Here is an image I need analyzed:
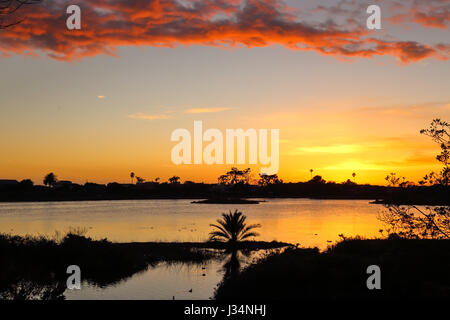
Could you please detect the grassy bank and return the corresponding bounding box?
[214,237,450,300]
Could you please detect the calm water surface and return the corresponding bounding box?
[0,199,385,246]
[0,199,386,299]
[65,252,261,300]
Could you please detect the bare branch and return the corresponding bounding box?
[0,0,41,29]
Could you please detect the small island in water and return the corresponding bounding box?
[192,198,262,204]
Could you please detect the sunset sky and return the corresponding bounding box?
[0,0,449,185]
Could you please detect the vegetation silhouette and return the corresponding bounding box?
[209,210,261,245]
[420,119,449,186]
[215,119,450,300]
[0,0,41,29]
[379,119,450,239]
[218,167,251,185]
[214,237,450,300]
[208,211,264,283]
[136,176,145,184]
[1,159,448,204]
[0,226,289,300]
[168,176,181,184]
[43,172,57,188]
[258,173,282,187]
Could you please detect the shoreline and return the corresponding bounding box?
[0,197,446,206]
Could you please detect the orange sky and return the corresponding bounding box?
[1,98,448,185]
[0,0,449,185]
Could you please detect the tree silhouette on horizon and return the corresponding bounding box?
[135,176,145,184]
[218,167,251,185]
[258,173,282,187]
[43,173,57,188]
[309,175,325,184]
[168,176,180,184]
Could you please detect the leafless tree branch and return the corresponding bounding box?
[0,0,41,29]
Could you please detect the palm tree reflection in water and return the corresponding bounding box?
[208,210,262,280]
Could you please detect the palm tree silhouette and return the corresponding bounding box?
[310,169,313,179]
[130,172,135,184]
[352,172,356,183]
[43,173,57,188]
[209,210,261,244]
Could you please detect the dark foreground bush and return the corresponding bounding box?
[214,237,450,300]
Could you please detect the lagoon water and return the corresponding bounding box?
[64,253,257,300]
[0,199,386,299]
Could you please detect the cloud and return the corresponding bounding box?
[321,155,437,172]
[323,160,386,171]
[186,107,231,114]
[373,154,438,168]
[293,144,362,154]
[355,101,450,119]
[127,113,172,120]
[387,0,450,29]
[97,95,105,99]
[0,0,447,63]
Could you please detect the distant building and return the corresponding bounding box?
[83,183,106,192]
[121,183,134,187]
[138,182,159,190]
[54,180,75,188]
[0,179,19,186]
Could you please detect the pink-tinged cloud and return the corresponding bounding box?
[0,0,448,63]
[388,0,450,29]
[128,113,172,120]
[186,107,231,113]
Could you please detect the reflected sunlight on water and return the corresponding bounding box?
[0,199,385,248]
[0,199,386,300]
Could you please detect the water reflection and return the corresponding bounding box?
[222,250,241,280]
[0,199,385,300]
[0,199,384,249]
[0,245,284,300]
[64,249,270,300]
[220,249,255,280]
